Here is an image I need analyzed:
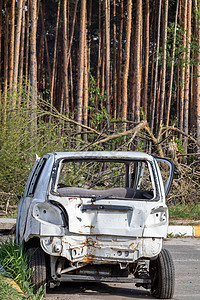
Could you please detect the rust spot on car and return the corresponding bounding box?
[81,253,95,263]
[84,225,95,229]
[128,242,139,250]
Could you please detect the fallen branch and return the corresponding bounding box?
[92,121,147,146]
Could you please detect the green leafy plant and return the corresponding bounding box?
[0,239,44,299]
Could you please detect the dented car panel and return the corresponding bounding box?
[16,151,175,298]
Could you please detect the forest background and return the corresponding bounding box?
[0,0,200,219]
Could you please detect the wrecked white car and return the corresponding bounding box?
[16,151,175,298]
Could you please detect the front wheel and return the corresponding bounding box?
[150,248,175,299]
[28,247,46,295]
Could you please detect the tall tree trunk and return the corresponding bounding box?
[150,0,162,131]
[166,0,179,127]
[77,0,86,131]
[195,0,200,149]
[0,0,3,97]
[113,0,117,123]
[88,0,92,72]
[19,0,26,100]
[134,0,142,123]
[13,0,23,106]
[105,0,110,127]
[30,0,38,115]
[9,0,15,89]
[25,0,30,90]
[37,0,45,94]
[117,0,123,117]
[122,0,132,129]
[3,3,9,126]
[96,0,102,112]
[178,0,187,134]
[158,0,169,129]
[143,0,149,118]
[183,0,192,154]
[50,0,61,109]
[83,10,89,141]
[63,0,69,114]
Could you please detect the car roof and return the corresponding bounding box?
[49,151,154,161]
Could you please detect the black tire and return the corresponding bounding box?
[150,248,175,299]
[28,247,46,295]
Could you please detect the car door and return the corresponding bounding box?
[155,157,174,197]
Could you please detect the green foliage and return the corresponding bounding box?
[0,87,68,205]
[0,239,45,299]
[169,203,200,220]
[88,74,109,128]
[0,239,33,293]
[174,137,185,155]
[0,274,24,300]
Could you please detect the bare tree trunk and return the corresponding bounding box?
[19,0,26,98]
[113,0,117,123]
[96,0,102,112]
[25,0,30,89]
[3,3,9,126]
[0,0,3,97]
[195,0,200,149]
[166,0,179,127]
[178,0,187,134]
[105,0,110,127]
[183,0,192,155]
[122,0,132,130]
[117,0,123,117]
[77,0,86,132]
[50,0,61,109]
[135,0,142,123]
[150,0,162,131]
[9,0,15,89]
[83,11,89,141]
[30,0,38,114]
[63,0,69,114]
[13,0,23,106]
[143,0,149,118]
[158,0,168,129]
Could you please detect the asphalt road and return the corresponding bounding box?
[46,238,200,300]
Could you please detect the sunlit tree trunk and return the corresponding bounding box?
[13,0,23,107]
[150,0,162,131]
[37,0,45,94]
[158,0,168,129]
[143,0,149,118]
[30,0,38,113]
[96,0,102,112]
[105,0,110,127]
[113,0,117,123]
[9,0,15,89]
[19,0,26,102]
[25,0,30,90]
[178,0,187,134]
[135,0,142,123]
[117,0,123,117]
[63,0,69,114]
[183,0,192,154]
[50,0,61,109]
[122,0,132,130]
[83,11,89,141]
[166,0,179,127]
[77,0,86,131]
[195,0,200,149]
[0,0,3,97]
[3,3,9,126]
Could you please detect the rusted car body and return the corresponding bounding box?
[16,151,175,298]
